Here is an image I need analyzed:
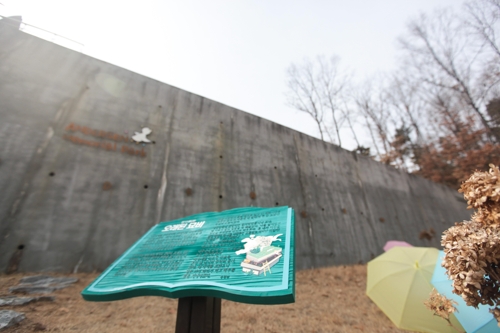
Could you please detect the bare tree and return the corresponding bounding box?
[286,58,326,141]
[339,99,361,148]
[399,10,496,139]
[429,90,465,137]
[386,74,425,145]
[317,56,351,146]
[465,0,500,60]
[285,55,350,146]
[283,1,500,177]
[354,79,391,157]
[464,0,500,138]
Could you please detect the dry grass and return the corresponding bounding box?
[0,265,407,333]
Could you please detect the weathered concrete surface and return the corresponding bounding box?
[0,27,471,273]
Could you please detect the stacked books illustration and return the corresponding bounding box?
[240,245,283,276]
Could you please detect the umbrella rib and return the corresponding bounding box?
[398,269,418,326]
[395,248,437,274]
[401,247,423,264]
[399,269,435,328]
[366,265,415,292]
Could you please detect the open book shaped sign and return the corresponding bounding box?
[82,206,295,304]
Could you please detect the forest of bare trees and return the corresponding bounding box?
[285,0,500,188]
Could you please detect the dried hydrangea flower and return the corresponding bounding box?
[442,221,500,307]
[458,164,500,211]
[425,289,458,319]
[424,289,463,332]
[442,165,500,325]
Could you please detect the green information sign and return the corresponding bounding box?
[82,206,295,304]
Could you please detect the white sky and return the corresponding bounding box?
[1,0,463,150]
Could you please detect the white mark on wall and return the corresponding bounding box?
[37,127,54,154]
[10,186,26,217]
[73,255,84,274]
[156,143,170,224]
[132,127,152,143]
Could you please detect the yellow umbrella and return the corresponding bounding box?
[366,246,464,333]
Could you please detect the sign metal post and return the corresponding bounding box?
[175,297,221,333]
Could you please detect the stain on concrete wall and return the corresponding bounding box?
[0,28,470,272]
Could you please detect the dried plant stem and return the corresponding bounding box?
[443,318,465,333]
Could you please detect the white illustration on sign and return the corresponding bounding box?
[132,127,152,143]
[236,234,283,276]
[235,234,282,255]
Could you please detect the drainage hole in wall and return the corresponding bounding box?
[49,172,55,177]
[275,202,279,206]
[321,207,325,211]
[219,195,223,199]
[18,244,25,250]
[219,155,223,159]
[152,141,156,144]
[274,166,277,169]
[144,185,148,189]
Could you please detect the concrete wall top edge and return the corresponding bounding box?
[0,28,333,149]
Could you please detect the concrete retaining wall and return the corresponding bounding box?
[0,27,470,272]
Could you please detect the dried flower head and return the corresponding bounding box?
[458,164,500,212]
[425,289,458,320]
[472,206,500,226]
[441,221,500,307]
[442,165,500,325]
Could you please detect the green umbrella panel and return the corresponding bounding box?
[366,246,464,333]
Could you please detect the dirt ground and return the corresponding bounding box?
[0,265,408,333]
